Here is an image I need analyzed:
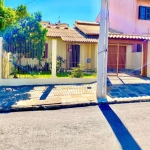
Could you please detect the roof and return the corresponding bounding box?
[74,20,122,35]
[74,20,99,35]
[47,28,98,43]
[46,20,150,43]
[108,33,150,40]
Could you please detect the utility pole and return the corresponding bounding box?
[96,0,109,98]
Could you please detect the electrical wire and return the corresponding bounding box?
[25,0,36,6]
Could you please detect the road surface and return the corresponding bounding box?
[0,102,150,150]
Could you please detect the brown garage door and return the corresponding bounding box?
[107,46,126,69]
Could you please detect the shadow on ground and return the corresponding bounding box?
[0,86,34,110]
[99,104,141,150]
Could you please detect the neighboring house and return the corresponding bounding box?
[95,0,150,77]
[96,0,150,35]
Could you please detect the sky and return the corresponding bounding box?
[5,0,100,27]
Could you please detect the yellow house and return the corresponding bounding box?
[45,21,99,71]
[2,20,150,79]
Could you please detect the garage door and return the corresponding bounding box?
[107,45,126,69]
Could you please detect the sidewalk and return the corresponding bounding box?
[1,75,150,112]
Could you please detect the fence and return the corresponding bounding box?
[0,39,96,86]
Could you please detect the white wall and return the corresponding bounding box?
[131,52,142,70]
[125,45,142,70]
[0,78,96,86]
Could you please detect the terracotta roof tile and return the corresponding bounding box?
[47,28,98,43]
[75,24,99,35]
[46,22,150,43]
[61,36,98,43]
[74,20,123,35]
[108,33,150,40]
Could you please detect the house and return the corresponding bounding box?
[2,20,150,80]
[95,0,150,77]
[44,20,150,77]
[96,0,150,35]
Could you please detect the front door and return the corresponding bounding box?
[69,45,80,68]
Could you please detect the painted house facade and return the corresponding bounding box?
[95,0,150,77]
[96,0,150,35]
[3,20,150,79]
[37,21,150,76]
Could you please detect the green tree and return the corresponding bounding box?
[0,0,29,30]
[3,12,47,78]
[3,12,47,61]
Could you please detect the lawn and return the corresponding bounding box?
[9,72,97,78]
[56,72,96,78]
[10,73,52,78]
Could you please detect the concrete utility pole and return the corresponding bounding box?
[96,0,109,98]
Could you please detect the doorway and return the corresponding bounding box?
[107,45,126,75]
[69,45,80,68]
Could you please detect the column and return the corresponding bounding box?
[97,0,109,98]
[142,42,148,76]
[0,37,2,79]
[95,44,98,69]
[52,39,57,78]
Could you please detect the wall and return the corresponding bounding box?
[107,0,150,34]
[0,78,96,86]
[79,43,96,70]
[147,41,150,77]
[125,45,142,70]
[109,0,137,34]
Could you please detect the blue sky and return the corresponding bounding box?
[5,0,100,27]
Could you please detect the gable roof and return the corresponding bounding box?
[74,20,123,35]
[46,20,150,43]
[47,27,98,43]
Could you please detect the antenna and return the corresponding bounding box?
[58,16,60,24]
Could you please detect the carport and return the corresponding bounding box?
[107,34,149,77]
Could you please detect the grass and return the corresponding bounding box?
[57,72,96,78]
[56,72,71,78]
[9,72,97,79]
[10,73,52,78]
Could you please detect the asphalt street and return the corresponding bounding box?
[0,102,150,150]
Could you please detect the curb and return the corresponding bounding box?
[1,99,150,113]
[0,102,98,113]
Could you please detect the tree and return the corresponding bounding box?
[0,0,29,30]
[3,12,47,61]
[2,12,47,78]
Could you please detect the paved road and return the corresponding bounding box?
[0,103,150,150]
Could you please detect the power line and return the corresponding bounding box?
[25,0,36,6]
[13,0,36,8]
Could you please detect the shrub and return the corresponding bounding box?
[71,64,84,78]
[43,62,50,72]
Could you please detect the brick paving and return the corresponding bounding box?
[1,75,150,111]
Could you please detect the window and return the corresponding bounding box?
[139,6,150,20]
[25,43,48,58]
[137,44,142,52]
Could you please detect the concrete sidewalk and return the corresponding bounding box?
[1,75,150,112]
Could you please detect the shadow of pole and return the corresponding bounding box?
[99,104,141,150]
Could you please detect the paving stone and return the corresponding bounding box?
[71,95,81,98]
